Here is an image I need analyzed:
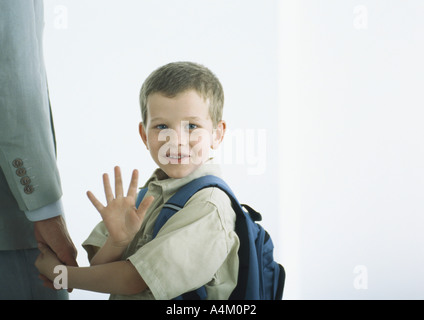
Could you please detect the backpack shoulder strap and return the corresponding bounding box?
[135,187,148,208]
[135,176,236,238]
[167,175,236,207]
[151,175,237,238]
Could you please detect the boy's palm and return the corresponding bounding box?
[87,167,154,247]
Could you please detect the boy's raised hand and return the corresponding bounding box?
[87,166,154,248]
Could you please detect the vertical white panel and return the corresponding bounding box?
[277,0,302,300]
[278,0,424,299]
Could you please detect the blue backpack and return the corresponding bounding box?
[136,175,285,300]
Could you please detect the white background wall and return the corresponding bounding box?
[42,0,424,299]
[279,1,424,299]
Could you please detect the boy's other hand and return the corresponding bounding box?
[87,166,154,247]
[35,243,63,285]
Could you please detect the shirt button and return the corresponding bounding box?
[16,168,27,177]
[12,158,24,168]
[20,176,31,185]
[24,185,34,194]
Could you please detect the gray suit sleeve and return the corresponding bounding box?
[0,0,63,213]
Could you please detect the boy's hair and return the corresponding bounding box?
[139,61,224,127]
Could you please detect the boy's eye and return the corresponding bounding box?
[187,123,198,130]
[154,123,198,130]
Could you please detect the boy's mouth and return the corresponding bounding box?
[165,152,190,164]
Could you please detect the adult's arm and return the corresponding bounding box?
[0,0,77,267]
[0,0,62,213]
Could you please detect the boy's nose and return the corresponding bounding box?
[176,122,191,145]
[159,126,190,147]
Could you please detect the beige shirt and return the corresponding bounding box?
[82,161,240,300]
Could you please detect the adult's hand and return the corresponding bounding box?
[34,215,78,271]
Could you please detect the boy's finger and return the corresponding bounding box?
[137,195,154,219]
[87,191,105,213]
[114,166,124,198]
[103,173,114,203]
[127,169,139,198]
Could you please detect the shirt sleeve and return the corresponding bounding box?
[82,221,109,262]
[24,198,64,222]
[127,197,233,300]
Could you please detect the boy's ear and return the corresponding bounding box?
[139,122,149,150]
[211,120,226,150]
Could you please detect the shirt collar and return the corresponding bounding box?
[142,159,222,202]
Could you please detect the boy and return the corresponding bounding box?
[35,62,240,300]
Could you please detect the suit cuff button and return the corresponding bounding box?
[16,167,27,177]
[24,185,34,194]
[20,176,32,185]
[12,158,24,168]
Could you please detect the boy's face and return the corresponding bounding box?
[140,90,225,179]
